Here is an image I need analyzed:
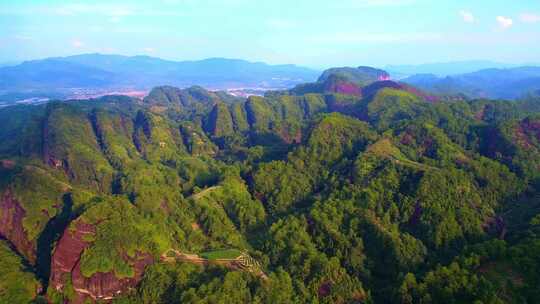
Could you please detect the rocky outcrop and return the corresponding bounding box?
[0,189,35,263]
[133,110,153,153]
[50,221,153,303]
[278,125,302,144]
[517,117,540,148]
[70,252,152,302]
[49,221,94,297]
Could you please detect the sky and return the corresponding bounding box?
[1,0,540,68]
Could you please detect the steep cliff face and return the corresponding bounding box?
[49,220,153,303]
[49,221,95,293]
[0,189,35,262]
[278,125,302,144]
[517,117,540,149]
[0,163,71,268]
[245,96,275,131]
[43,102,114,192]
[204,102,235,137]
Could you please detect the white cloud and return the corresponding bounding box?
[72,40,84,48]
[496,16,513,29]
[143,47,156,53]
[520,13,540,23]
[459,10,476,23]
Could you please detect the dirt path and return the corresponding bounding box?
[191,186,219,200]
[161,249,268,280]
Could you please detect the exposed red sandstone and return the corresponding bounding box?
[325,80,362,97]
[70,252,153,303]
[49,220,153,303]
[474,105,487,121]
[318,281,332,297]
[50,221,95,291]
[0,159,16,169]
[513,118,540,149]
[400,133,414,146]
[0,189,36,263]
[520,118,540,143]
[278,126,302,144]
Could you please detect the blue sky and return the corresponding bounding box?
[1,0,540,68]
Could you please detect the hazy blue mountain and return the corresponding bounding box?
[385,60,538,77]
[0,61,20,68]
[0,59,116,89]
[39,54,318,87]
[0,54,320,102]
[403,66,540,99]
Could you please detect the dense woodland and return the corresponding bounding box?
[0,67,540,303]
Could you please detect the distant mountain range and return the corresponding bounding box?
[2,55,540,103]
[0,54,319,102]
[402,66,540,99]
[386,60,540,77]
[0,61,20,68]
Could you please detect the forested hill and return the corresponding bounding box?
[1,71,540,303]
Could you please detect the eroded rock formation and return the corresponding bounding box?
[49,220,153,303]
[0,189,36,263]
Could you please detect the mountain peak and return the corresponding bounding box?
[318,66,390,85]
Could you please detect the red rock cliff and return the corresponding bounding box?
[49,220,153,303]
[325,80,362,97]
[0,189,36,263]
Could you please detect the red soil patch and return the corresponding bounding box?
[191,222,201,230]
[318,281,332,297]
[0,189,36,263]
[0,159,15,169]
